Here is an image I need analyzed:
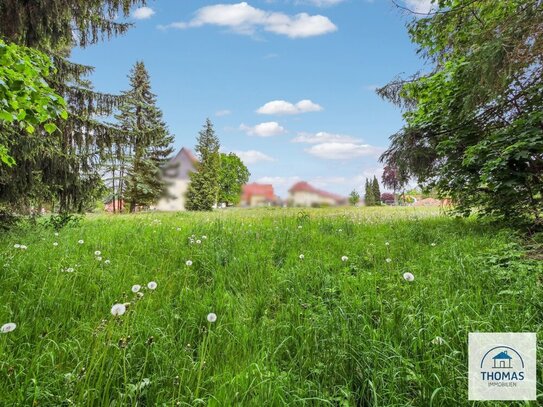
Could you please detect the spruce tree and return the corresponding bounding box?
[186,119,221,211]
[372,176,381,205]
[364,178,374,206]
[0,0,145,214]
[115,62,174,212]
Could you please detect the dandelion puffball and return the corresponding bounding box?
[131,285,141,293]
[147,281,157,290]
[341,256,348,262]
[20,245,27,250]
[94,251,101,256]
[1,322,16,333]
[196,240,201,244]
[207,313,217,323]
[386,258,392,263]
[14,244,20,249]
[78,240,84,244]
[186,260,193,266]
[299,254,304,260]
[96,257,102,262]
[431,243,436,247]
[385,242,390,246]
[104,259,111,265]
[111,303,126,316]
[53,242,59,247]
[403,272,415,282]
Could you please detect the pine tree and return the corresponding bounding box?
[372,176,381,205]
[186,119,221,211]
[115,62,174,212]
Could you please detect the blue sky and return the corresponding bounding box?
[72,0,432,197]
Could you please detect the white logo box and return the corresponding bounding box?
[468,332,537,401]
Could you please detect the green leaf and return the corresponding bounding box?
[44,122,57,134]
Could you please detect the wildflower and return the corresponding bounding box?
[186,260,193,266]
[66,267,75,273]
[54,232,59,236]
[298,225,302,229]
[104,259,111,265]
[96,257,102,262]
[147,281,157,290]
[299,254,304,260]
[1,323,16,333]
[202,235,207,240]
[196,240,202,244]
[207,313,217,323]
[94,251,101,256]
[431,243,436,247]
[131,285,141,293]
[111,303,126,316]
[385,242,390,246]
[385,258,392,263]
[20,245,27,250]
[341,256,348,262]
[13,244,20,249]
[431,336,445,345]
[53,242,59,247]
[78,240,84,244]
[403,272,415,282]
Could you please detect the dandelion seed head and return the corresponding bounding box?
[196,240,201,244]
[386,258,392,263]
[111,303,126,316]
[207,313,217,323]
[131,284,141,293]
[96,257,102,262]
[431,243,436,247]
[403,272,415,282]
[78,240,84,244]
[385,242,390,246]
[53,242,59,247]
[20,245,27,250]
[104,259,111,265]
[341,256,348,262]
[94,251,101,256]
[14,244,20,249]
[147,281,157,290]
[1,322,16,333]
[299,254,304,260]
[185,260,193,266]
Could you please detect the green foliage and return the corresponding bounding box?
[372,176,381,205]
[42,213,83,231]
[379,0,543,227]
[116,62,174,212]
[348,189,360,206]
[0,208,540,405]
[364,177,381,206]
[186,119,221,211]
[0,40,66,166]
[218,153,250,206]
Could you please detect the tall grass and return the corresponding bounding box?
[0,207,541,405]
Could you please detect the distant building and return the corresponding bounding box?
[241,183,278,207]
[155,147,197,211]
[288,181,346,207]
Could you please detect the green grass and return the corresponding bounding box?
[0,207,541,406]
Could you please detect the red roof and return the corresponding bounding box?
[288,181,345,202]
[242,183,276,202]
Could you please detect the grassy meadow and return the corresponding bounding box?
[0,207,541,406]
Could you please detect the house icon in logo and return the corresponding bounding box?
[492,350,513,369]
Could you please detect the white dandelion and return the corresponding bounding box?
[299,254,305,260]
[341,256,348,262]
[202,236,207,240]
[298,225,302,229]
[403,272,415,282]
[20,245,27,250]
[385,242,390,246]
[13,244,20,249]
[207,313,217,323]
[53,242,59,247]
[196,240,202,244]
[96,257,102,262]
[385,258,392,263]
[185,260,193,267]
[1,322,17,333]
[111,303,126,316]
[338,229,342,232]
[66,267,75,273]
[94,251,101,256]
[431,242,436,247]
[104,259,111,265]
[78,240,84,245]
[131,285,141,293]
[147,281,157,290]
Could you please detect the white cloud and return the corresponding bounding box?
[215,109,232,117]
[160,2,337,38]
[257,99,323,115]
[292,131,358,144]
[256,176,302,186]
[240,122,286,137]
[306,142,383,159]
[234,150,276,164]
[404,0,435,14]
[132,7,155,20]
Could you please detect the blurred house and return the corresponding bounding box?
[288,181,346,207]
[241,183,278,207]
[155,147,197,211]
